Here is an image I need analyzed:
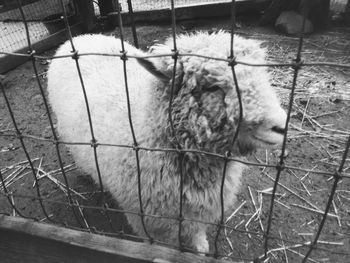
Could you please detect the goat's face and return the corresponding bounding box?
[230,87,287,155]
[175,57,287,155]
[138,32,287,155]
[223,63,287,155]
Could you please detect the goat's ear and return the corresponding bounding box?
[136,57,172,82]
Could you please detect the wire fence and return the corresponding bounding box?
[0,0,350,262]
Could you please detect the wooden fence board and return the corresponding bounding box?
[0,215,235,263]
[110,0,271,25]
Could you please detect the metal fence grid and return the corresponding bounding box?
[1,0,350,262]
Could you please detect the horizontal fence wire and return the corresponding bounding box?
[0,0,350,262]
[2,50,350,69]
[1,132,349,178]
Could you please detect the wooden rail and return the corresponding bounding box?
[108,0,271,25]
[0,215,236,263]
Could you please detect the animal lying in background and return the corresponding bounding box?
[47,31,287,253]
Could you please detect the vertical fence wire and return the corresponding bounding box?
[58,0,117,233]
[0,173,20,217]
[227,0,244,156]
[1,68,54,223]
[213,151,230,258]
[126,0,139,48]
[0,82,34,220]
[13,0,86,229]
[302,135,350,263]
[213,0,244,258]
[262,16,307,262]
[229,0,236,60]
[168,0,186,251]
[1,0,67,225]
[168,0,179,143]
[115,0,153,242]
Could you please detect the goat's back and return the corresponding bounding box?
[47,34,157,181]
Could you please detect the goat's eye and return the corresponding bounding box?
[202,85,221,92]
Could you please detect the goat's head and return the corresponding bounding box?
[137,31,287,155]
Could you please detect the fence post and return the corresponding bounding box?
[98,0,116,16]
[74,0,95,32]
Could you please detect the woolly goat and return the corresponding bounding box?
[47,31,287,253]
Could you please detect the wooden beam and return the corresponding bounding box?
[98,0,116,16]
[0,23,83,74]
[74,0,95,32]
[108,0,271,25]
[0,215,234,263]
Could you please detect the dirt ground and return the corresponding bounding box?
[0,15,350,262]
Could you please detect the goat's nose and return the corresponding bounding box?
[272,126,286,135]
[268,106,287,134]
